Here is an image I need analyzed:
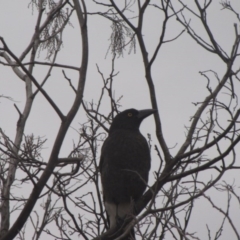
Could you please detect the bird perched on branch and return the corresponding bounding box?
[100,108,156,239]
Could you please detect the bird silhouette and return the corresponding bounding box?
[100,108,156,239]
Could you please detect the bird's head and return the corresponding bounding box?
[109,108,157,133]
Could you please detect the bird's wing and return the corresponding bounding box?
[99,138,111,228]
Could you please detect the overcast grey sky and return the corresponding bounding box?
[1,1,240,239]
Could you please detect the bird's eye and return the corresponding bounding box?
[128,113,133,117]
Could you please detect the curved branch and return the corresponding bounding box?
[0,61,80,71]
[176,109,240,160]
[176,65,234,157]
[0,1,89,239]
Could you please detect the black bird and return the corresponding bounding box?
[100,108,156,239]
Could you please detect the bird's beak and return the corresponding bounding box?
[137,109,157,120]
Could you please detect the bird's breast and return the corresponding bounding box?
[102,130,151,170]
